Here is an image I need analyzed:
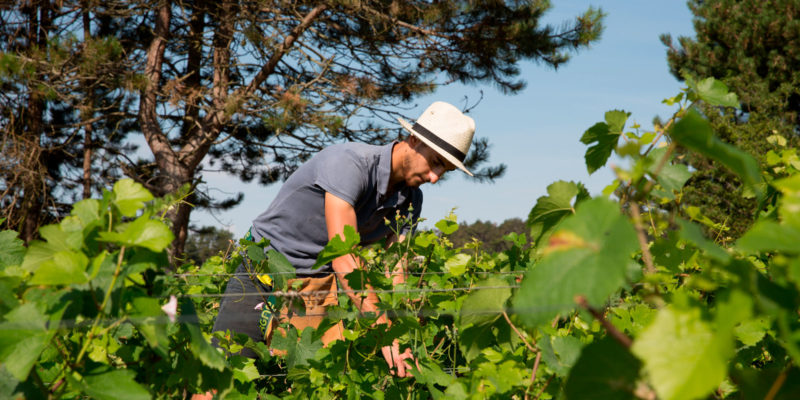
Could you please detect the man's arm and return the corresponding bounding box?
[324,192,387,323]
[324,192,416,377]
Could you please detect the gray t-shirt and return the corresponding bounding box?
[250,141,423,275]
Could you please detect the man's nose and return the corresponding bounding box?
[428,167,444,184]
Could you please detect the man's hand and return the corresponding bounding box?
[381,339,419,378]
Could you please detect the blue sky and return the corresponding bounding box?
[195,1,697,236]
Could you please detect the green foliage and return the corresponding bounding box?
[515,197,639,327]
[5,78,800,400]
[662,0,800,238]
[581,110,630,174]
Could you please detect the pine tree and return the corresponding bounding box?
[2,0,604,258]
[661,0,800,239]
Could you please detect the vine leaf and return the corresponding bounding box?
[565,336,642,400]
[313,225,360,270]
[527,180,590,248]
[0,303,55,381]
[458,277,512,361]
[267,249,296,291]
[82,368,151,400]
[97,216,174,252]
[271,327,323,369]
[631,299,733,400]
[539,334,583,377]
[737,221,800,255]
[581,110,630,174]
[459,277,511,328]
[29,250,89,285]
[180,299,226,371]
[514,197,638,327]
[685,75,740,108]
[112,179,154,217]
[670,109,762,197]
[0,230,25,270]
[646,147,692,199]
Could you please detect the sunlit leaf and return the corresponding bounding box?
[312,225,360,270]
[692,76,739,108]
[459,277,511,328]
[0,304,54,381]
[670,109,761,195]
[514,198,638,327]
[112,179,154,217]
[632,303,732,400]
[98,216,174,252]
[29,250,89,285]
[0,230,25,270]
[527,180,590,247]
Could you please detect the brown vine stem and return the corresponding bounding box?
[502,311,537,352]
[629,202,656,274]
[575,295,632,349]
[524,352,543,400]
[502,311,541,400]
[533,374,554,400]
[764,365,789,400]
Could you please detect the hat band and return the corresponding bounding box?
[412,122,467,162]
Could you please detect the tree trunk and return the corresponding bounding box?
[81,3,93,200]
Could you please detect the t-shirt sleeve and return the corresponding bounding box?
[313,148,367,206]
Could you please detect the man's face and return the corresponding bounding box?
[403,137,457,187]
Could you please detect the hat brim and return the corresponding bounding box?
[398,117,474,177]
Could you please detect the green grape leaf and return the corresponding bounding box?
[0,303,55,381]
[39,222,82,252]
[271,327,323,369]
[98,216,174,252]
[459,277,511,328]
[514,197,638,327]
[691,76,740,108]
[29,250,89,285]
[83,368,151,400]
[71,198,101,225]
[444,253,470,276]
[609,304,657,337]
[129,296,170,357]
[20,240,57,273]
[435,218,459,235]
[581,110,630,174]
[539,334,584,377]
[678,219,731,263]
[737,220,800,255]
[112,179,154,217]
[267,249,295,290]
[0,230,25,270]
[647,147,693,199]
[180,298,226,371]
[565,336,642,400]
[413,358,456,387]
[312,225,360,270]
[632,304,732,400]
[458,321,498,363]
[670,109,761,194]
[651,230,694,274]
[527,180,590,247]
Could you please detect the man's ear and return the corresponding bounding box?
[406,134,424,149]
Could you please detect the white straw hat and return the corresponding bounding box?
[398,101,475,176]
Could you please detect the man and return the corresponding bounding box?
[212,101,476,377]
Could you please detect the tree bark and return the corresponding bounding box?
[81,3,93,200]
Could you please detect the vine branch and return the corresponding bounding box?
[575,295,632,349]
